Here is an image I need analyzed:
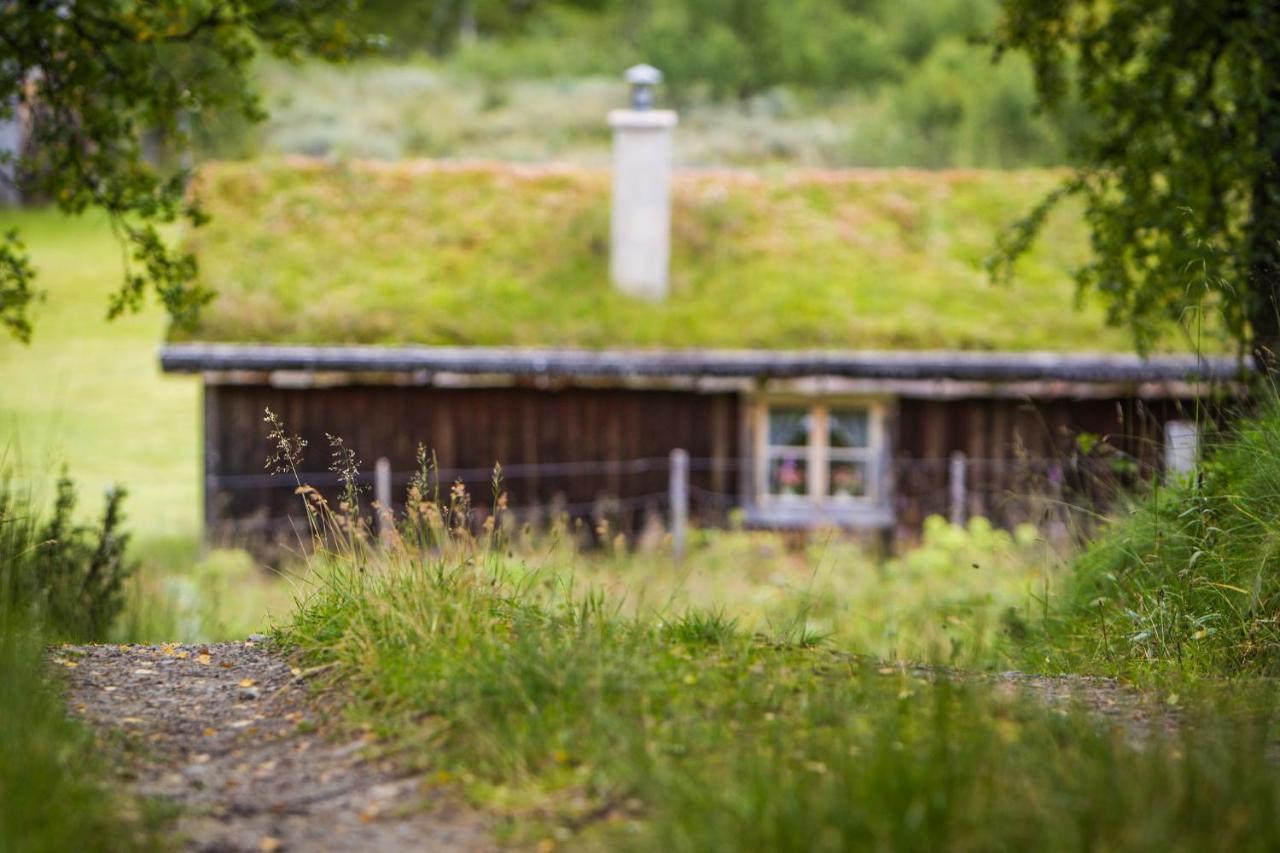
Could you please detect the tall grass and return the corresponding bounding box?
[278,436,1280,849]
[1049,397,1280,677]
[0,475,162,851]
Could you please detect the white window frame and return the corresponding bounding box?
[753,398,889,509]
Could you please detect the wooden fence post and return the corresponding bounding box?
[669,448,689,560]
[949,450,967,527]
[375,457,392,540]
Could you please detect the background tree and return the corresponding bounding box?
[993,0,1280,370]
[0,0,368,343]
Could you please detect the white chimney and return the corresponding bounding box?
[609,64,677,300]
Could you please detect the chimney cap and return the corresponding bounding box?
[625,64,663,86]
[624,64,663,110]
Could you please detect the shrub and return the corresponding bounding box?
[1,473,134,642]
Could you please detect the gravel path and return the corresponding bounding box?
[52,640,1181,851]
[54,639,493,853]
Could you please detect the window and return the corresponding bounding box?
[765,407,811,500]
[757,400,886,507]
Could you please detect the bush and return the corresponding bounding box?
[1,473,133,642]
[1051,397,1280,676]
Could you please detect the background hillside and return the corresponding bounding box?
[200,0,1080,169]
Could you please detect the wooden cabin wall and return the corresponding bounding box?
[892,396,1197,534]
[204,384,739,540]
[203,383,1204,542]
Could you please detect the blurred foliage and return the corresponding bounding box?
[994,0,1280,367]
[250,0,1082,170]
[0,0,373,343]
[543,515,1053,668]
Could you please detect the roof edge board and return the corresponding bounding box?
[160,343,1249,384]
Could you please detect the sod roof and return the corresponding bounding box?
[176,159,1186,352]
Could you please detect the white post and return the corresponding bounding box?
[374,457,392,538]
[609,65,677,300]
[1164,420,1199,480]
[949,451,967,527]
[669,448,689,560]
[0,95,22,206]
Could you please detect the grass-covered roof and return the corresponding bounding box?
[178,159,1172,352]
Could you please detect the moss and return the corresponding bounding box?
[179,160,1202,351]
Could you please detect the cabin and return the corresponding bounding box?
[161,68,1245,543]
[164,343,1237,542]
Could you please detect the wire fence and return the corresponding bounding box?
[208,447,1157,550]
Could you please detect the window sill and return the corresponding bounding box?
[742,502,894,530]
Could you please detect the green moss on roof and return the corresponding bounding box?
[178,159,1173,352]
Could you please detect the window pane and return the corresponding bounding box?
[829,459,869,499]
[768,408,810,447]
[829,409,870,449]
[767,452,808,497]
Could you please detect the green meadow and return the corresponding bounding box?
[0,210,198,536]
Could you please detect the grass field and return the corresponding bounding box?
[0,209,295,644]
[0,210,199,536]
[281,504,1280,850]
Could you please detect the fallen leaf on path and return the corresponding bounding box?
[258,836,281,852]
[238,678,257,688]
[196,653,212,665]
[54,658,79,668]
[203,728,217,737]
